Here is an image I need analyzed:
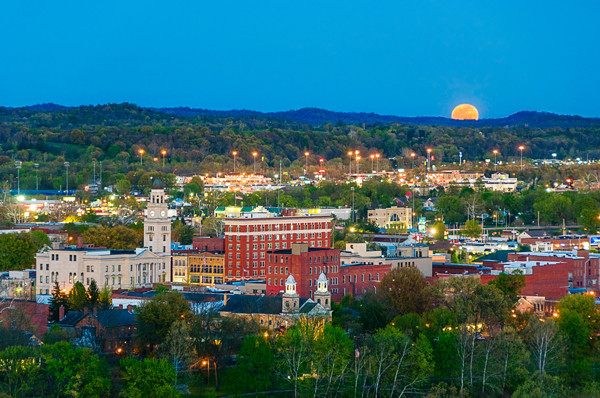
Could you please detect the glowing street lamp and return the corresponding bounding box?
[15,161,22,195]
[370,154,375,173]
[356,156,361,174]
[139,149,145,166]
[427,148,432,171]
[232,151,238,173]
[355,150,360,174]
[375,153,380,173]
[518,146,524,170]
[252,152,258,173]
[493,149,498,171]
[304,152,309,175]
[161,150,167,167]
[411,152,416,168]
[348,151,353,174]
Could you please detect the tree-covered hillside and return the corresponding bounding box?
[1,103,600,193]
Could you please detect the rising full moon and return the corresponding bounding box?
[451,104,479,120]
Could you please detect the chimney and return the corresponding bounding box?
[83,306,88,314]
[93,307,98,316]
[223,294,228,307]
[59,305,65,321]
[77,236,83,249]
[119,304,123,310]
[127,305,133,314]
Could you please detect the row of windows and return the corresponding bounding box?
[341,273,383,283]
[189,265,224,274]
[228,261,266,268]
[228,222,329,233]
[148,235,167,242]
[309,266,338,274]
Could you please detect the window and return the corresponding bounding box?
[46,264,49,270]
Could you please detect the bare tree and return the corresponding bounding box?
[527,318,564,377]
[202,217,225,238]
[159,319,195,386]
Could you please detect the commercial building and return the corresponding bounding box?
[367,206,412,229]
[172,252,189,283]
[265,243,340,300]
[0,269,36,299]
[189,252,225,285]
[223,215,332,281]
[340,243,432,278]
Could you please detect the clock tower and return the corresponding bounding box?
[144,178,171,256]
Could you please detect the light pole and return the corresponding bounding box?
[351,186,355,223]
[304,152,309,176]
[64,162,70,194]
[252,152,258,174]
[356,156,360,174]
[93,160,96,186]
[493,150,498,171]
[370,155,374,173]
[232,151,237,173]
[139,149,144,166]
[15,161,22,195]
[161,150,167,167]
[34,163,39,191]
[411,153,416,168]
[355,150,359,174]
[519,146,524,170]
[427,148,432,171]
[375,153,380,173]
[348,151,353,175]
[99,161,102,189]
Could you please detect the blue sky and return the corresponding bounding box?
[1,1,599,118]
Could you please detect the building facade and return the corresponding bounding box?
[223,215,332,281]
[143,179,172,256]
[367,206,412,229]
[189,252,225,285]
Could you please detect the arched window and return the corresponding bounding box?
[390,214,400,222]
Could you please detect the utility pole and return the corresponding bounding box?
[99,161,102,189]
[34,163,39,191]
[15,161,22,195]
[351,187,355,223]
[93,160,96,186]
[64,162,70,194]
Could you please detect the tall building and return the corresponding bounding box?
[223,215,332,281]
[144,179,171,256]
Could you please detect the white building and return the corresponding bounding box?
[35,179,172,296]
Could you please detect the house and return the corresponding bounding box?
[56,305,137,353]
[517,230,550,244]
[367,206,412,229]
[219,274,331,330]
[422,198,439,211]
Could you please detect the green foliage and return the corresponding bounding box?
[67,281,87,311]
[87,279,100,308]
[98,286,112,310]
[432,220,447,240]
[226,335,275,394]
[83,225,142,250]
[136,291,193,353]
[171,220,194,245]
[120,357,180,398]
[378,266,431,317]
[48,281,69,323]
[462,219,482,238]
[0,231,49,271]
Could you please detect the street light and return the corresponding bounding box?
[356,156,361,174]
[427,148,432,171]
[252,152,258,173]
[15,161,22,195]
[493,150,498,171]
[161,150,167,167]
[139,149,145,166]
[304,152,309,176]
[411,153,416,168]
[370,155,375,173]
[355,151,359,174]
[518,146,524,170]
[64,162,70,194]
[232,151,237,173]
[347,151,353,174]
[34,163,39,191]
[375,153,380,173]
[351,186,355,223]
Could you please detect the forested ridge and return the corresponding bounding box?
[1,103,600,192]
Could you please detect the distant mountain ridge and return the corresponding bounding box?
[13,103,600,129]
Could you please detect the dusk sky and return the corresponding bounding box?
[2,1,599,118]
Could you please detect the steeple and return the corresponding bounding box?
[144,178,171,256]
[313,272,331,310]
[282,274,299,313]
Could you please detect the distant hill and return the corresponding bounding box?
[151,107,600,129]
[10,103,600,129]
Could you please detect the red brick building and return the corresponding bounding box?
[224,216,332,281]
[338,262,392,299]
[265,243,341,300]
[192,237,225,252]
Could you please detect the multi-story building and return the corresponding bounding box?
[265,243,340,300]
[35,179,172,296]
[189,252,225,285]
[340,243,432,277]
[223,215,332,281]
[172,252,188,283]
[0,269,36,299]
[367,206,412,229]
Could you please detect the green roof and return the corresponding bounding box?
[475,250,515,263]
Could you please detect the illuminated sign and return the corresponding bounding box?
[590,236,600,248]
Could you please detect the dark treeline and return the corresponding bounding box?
[2,103,600,193]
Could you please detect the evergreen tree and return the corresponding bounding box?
[48,281,69,323]
[98,286,112,311]
[87,279,100,308]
